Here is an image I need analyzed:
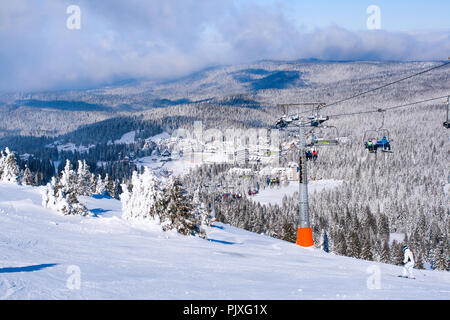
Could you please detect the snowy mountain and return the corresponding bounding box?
[0,182,448,300]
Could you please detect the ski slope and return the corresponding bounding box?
[0,182,449,300]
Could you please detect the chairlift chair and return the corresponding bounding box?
[363,109,393,153]
[309,115,329,127]
[308,125,340,147]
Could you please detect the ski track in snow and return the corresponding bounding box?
[0,182,449,300]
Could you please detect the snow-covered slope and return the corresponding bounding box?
[0,182,448,300]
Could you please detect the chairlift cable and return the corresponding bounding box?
[327,95,450,119]
[322,61,450,110]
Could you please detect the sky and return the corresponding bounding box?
[242,0,450,31]
[0,0,449,93]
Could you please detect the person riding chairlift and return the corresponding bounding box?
[378,136,391,151]
[371,138,378,151]
[366,138,378,153]
[312,149,318,161]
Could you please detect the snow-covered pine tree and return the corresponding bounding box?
[104,174,117,198]
[42,177,75,214]
[159,179,206,238]
[76,160,92,196]
[192,188,211,227]
[432,238,448,271]
[390,241,405,266]
[42,177,61,209]
[42,176,88,217]
[89,173,98,194]
[280,220,297,243]
[22,165,35,186]
[60,160,78,193]
[360,236,374,261]
[120,168,162,220]
[94,174,107,195]
[44,160,89,216]
[347,231,361,259]
[0,149,4,178]
[0,147,19,184]
[379,239,391,264]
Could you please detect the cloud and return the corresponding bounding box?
[0,1,448,92]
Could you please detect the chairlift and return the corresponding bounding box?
[308,115,329,127]
[307,125,340,147]
[363,109,393,153]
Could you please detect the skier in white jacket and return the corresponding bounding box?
[402,245,415,278]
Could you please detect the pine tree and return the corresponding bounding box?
[390,241,404,266]
[45,160,89,216]
[76,160,92,196]
[22,165,35,186]
[333,229,347,256]
[60,160,78,193]
[120,168,162,220]
[89,173,97,194]
[360,237,373,261]
[280,221,297,243]
[159,179,206,238]
[42,177,61,209]
[192,189,211,227]
[105,174,117,198]
[379,239,391,264]
[94,174,106,195]
[433,238,448,271]
[42,176,88,216]
[377,214,390,241]
[0,149,4,178]
[0,148,19,184]
[347,231,361,258]
[322,231,329,252]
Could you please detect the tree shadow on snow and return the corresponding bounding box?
[92,193,112,200]
[89,208,111,217]
[207,238,235,245]
[0,263,58,274]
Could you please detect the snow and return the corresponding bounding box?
[114,131,136,145]
[136,156,200,178]
[45,141,95,153]
[146,132,171,143]
[389,233,406,245]
[252,180,343,206]
[0,182,449,299]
